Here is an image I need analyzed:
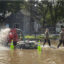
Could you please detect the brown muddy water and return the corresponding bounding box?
[0,44,64,64]
[0,28,64,64]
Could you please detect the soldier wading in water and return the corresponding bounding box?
[43,28,51,47]
[57,28,64,48]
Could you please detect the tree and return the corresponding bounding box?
[25,0,64,27]
[0,0,64,27]
[0,1,24,23]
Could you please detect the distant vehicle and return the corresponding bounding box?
[7,28,37,49]
[16,29,37,49]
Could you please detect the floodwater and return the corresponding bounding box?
[0,45,64,64]
[0,28,64,64]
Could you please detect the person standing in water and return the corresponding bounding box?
[43,28,51,46]
[57,28,64,48]
[8,28,18,49]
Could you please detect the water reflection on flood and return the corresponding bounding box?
[0,47,64,64]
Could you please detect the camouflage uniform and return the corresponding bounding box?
[57,31,64,48]
[43,31,51,46]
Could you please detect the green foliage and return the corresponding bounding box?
[0,1,24,22]
[25,35,35,39]
[0,0,64,26]
[25,34,59,40]
[25,35,44,40]
[50,35,59,39]
[36,35,44,39]
[25,0,64,26]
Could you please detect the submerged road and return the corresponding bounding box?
[0,28,64,64]
[0,45,64,64]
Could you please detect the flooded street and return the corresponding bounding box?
[0,28,64,64]
[0,0,64,64]
[0,47,64,64]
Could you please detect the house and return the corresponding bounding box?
[56,21,64,33]
[4,10,40,35]
[4,10,31,34]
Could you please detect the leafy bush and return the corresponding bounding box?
[25,35,35,39]
[25,35,45,40]
[25,34,59,40]
[50,35,59,39]
[36,35,45,39]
